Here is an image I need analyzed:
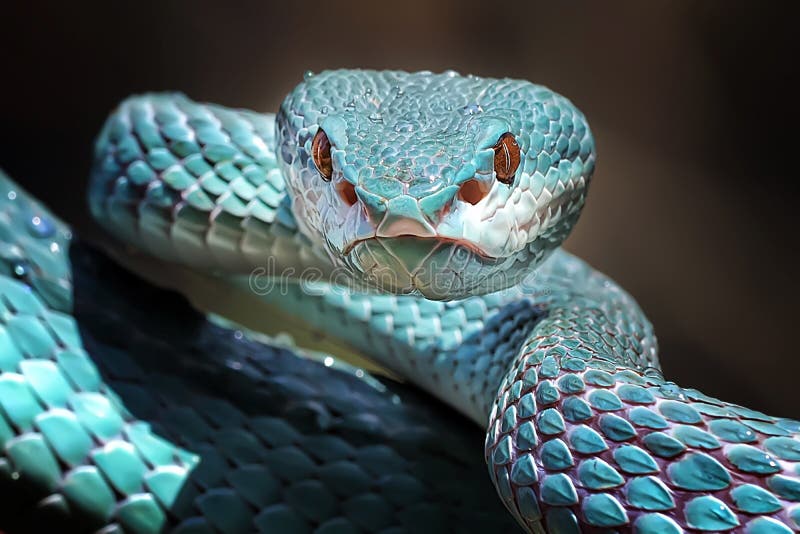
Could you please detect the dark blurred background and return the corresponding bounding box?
[1,1,797,415]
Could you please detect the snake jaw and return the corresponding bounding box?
[343,234,494,260]
[343,236,503,299]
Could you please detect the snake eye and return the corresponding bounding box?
[312,129,333,181]
[493,133,520,185]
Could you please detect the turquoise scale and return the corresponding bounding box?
[617,384,655,404]
[568,425,608,454]
[625,476,675,511]
[684,495,739,530]
[598,413,637,441]
[561,396,592,422]
[540,439,574,470]
[726,445,782,474]
[587,389,623,411]
[671,424,720,449]
[765,436,800,460]
[643,432,686,458]
[613,445,659,475]
[576,458,623,489]
[731,484,783,514]
[540,474,578,506]
[581,493,627,527]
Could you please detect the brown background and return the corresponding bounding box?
[2,1,798,415]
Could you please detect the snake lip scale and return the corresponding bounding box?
[0,69,797,533]
[342,234,493,260]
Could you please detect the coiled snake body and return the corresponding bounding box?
[0,70,798,533]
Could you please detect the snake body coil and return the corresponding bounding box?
[0,70,798,533]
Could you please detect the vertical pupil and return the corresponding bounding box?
[312,130,332,180]
[500,142,510,173]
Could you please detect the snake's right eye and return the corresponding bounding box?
[493,133,520,185]
[312,129,333,181]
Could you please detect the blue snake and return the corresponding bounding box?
[1,70,799,533]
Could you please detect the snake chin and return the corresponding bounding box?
[342,236,513,300]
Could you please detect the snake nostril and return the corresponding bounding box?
[458,179,489,205]
[337,181,358,207]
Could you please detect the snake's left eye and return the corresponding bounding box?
[494,133,520,185]
[312,129,333,181]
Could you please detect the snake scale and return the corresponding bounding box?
[0,69,798,533]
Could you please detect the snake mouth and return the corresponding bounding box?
[342,236,504,299]
[342,234,494,260]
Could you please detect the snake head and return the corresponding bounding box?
[277,70,595,300]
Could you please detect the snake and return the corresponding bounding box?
[0,69,799,534]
